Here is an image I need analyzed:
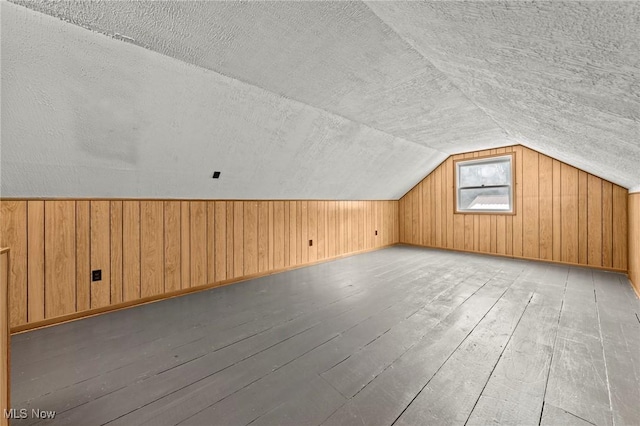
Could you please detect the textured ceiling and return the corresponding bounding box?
[2,0,639,198]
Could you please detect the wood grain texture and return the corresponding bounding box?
[180,201,190,289]
[2,198,398,329]
[164,201,181,293]
[110,201,123,305]
[243,201,258,276]
[140,201,164,298]
[629,193,640,296]
[207,202,216,284]
[123,201,141,302]
[214,202,227,282]
[258,202,269,273]
[602,182,613,268]
[612,186,627,271]
[560,164,578,263]
[233,201,244,278]
[0,249,8,426]
[0,201,27,326]
[399,145,628,271]
[45,201,76,318]
[90,201,111,309]
[190,201,207,288]
[27,201,45,322]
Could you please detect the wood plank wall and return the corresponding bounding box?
[399,145,628,271]
[629,193,640,296]
[0,200,398,329]
[0,248,9,426]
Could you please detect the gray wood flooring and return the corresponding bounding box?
[10,246,640,425]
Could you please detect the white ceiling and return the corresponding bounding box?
[2,1,639,198]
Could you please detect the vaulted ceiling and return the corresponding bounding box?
[2,1,639,198]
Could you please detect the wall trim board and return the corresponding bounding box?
[1,199,399,330]
[398,243,628,274]
[399,145,629,273]
[10,244,398,335]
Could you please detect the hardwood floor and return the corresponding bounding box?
[10,246,640,425]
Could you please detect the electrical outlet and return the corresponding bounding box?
[375,230,378,236]
[309,239,313,246]
[92,270,102,282]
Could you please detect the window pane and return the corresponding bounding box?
[458,186,511,211]
[459,158,511,188]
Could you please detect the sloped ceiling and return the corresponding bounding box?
[1,1,639,199]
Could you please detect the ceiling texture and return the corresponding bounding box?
[2,0,639,199]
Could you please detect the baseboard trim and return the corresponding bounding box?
[398,242,628,274]
[11,244,398,335]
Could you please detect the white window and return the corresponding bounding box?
[455,154,514,214]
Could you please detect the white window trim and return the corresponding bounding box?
[455,154,515,214]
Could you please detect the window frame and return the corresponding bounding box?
[453,153,516,215]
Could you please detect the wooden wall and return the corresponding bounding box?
[1,248,9,426]
[629,193,640,296]
[399,145,628,271]
[0,200,398,329]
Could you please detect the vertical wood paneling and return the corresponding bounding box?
[587,176,603,266]
[27,201,45,321]
[273,202,285,270]
[308,201,317,262]
[233,201,244,277]
[577,172,588,264]
[140,201,163,298]
[0,201,27,326]
[289,201,297,266]
[268,202,275,270]
[358,201,365,251]
[284,202,290,267]
[446,159,455,248]
[318,201,326,259]
[552,160,562,261]
[538,155,553,260]
[90,201,111,309]
[602,182,613,268]
[327,202,336,257]
[75,201,91,313]
[435,167,443,247]
[214,201,227,282]
[398,198,405,243]
[123,201,141,301]
[180,201,190,289]
[207,202,216,284]
[164,201,181,293]
[612,186,627,271]
[399,145,628,272]
[522,148,539,258]
[512,146,524,257]
[190,201,207,287]
[243,202,258,276]
[45,201,76,318]
[629,193,640,295]
[298,201,306,263]
[258,202,269,273]
[110,201,123,304]
[226,202,235,278]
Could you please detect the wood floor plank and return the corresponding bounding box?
[9,247,636,426]
[322,268,527,426]
[394,287,535,425]
[466,267,568,426]
[544,268,614,426]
